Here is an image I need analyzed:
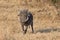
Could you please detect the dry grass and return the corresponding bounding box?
[0,0,60,40]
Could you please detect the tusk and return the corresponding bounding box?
[24,17,29,22]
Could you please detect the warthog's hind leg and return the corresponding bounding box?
[31,22,34,33]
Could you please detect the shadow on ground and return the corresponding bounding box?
[35,28,60,33]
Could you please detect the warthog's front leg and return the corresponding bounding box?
[21,24,24,31]
[24,26,28,34]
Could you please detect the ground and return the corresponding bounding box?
[0,0,60,40]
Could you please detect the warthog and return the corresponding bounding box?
[18,9,34,34]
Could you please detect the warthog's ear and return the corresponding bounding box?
[27,11,31,16]
[18,10,23,16]
[18,12,20,16]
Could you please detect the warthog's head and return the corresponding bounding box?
[18,9,29,22]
